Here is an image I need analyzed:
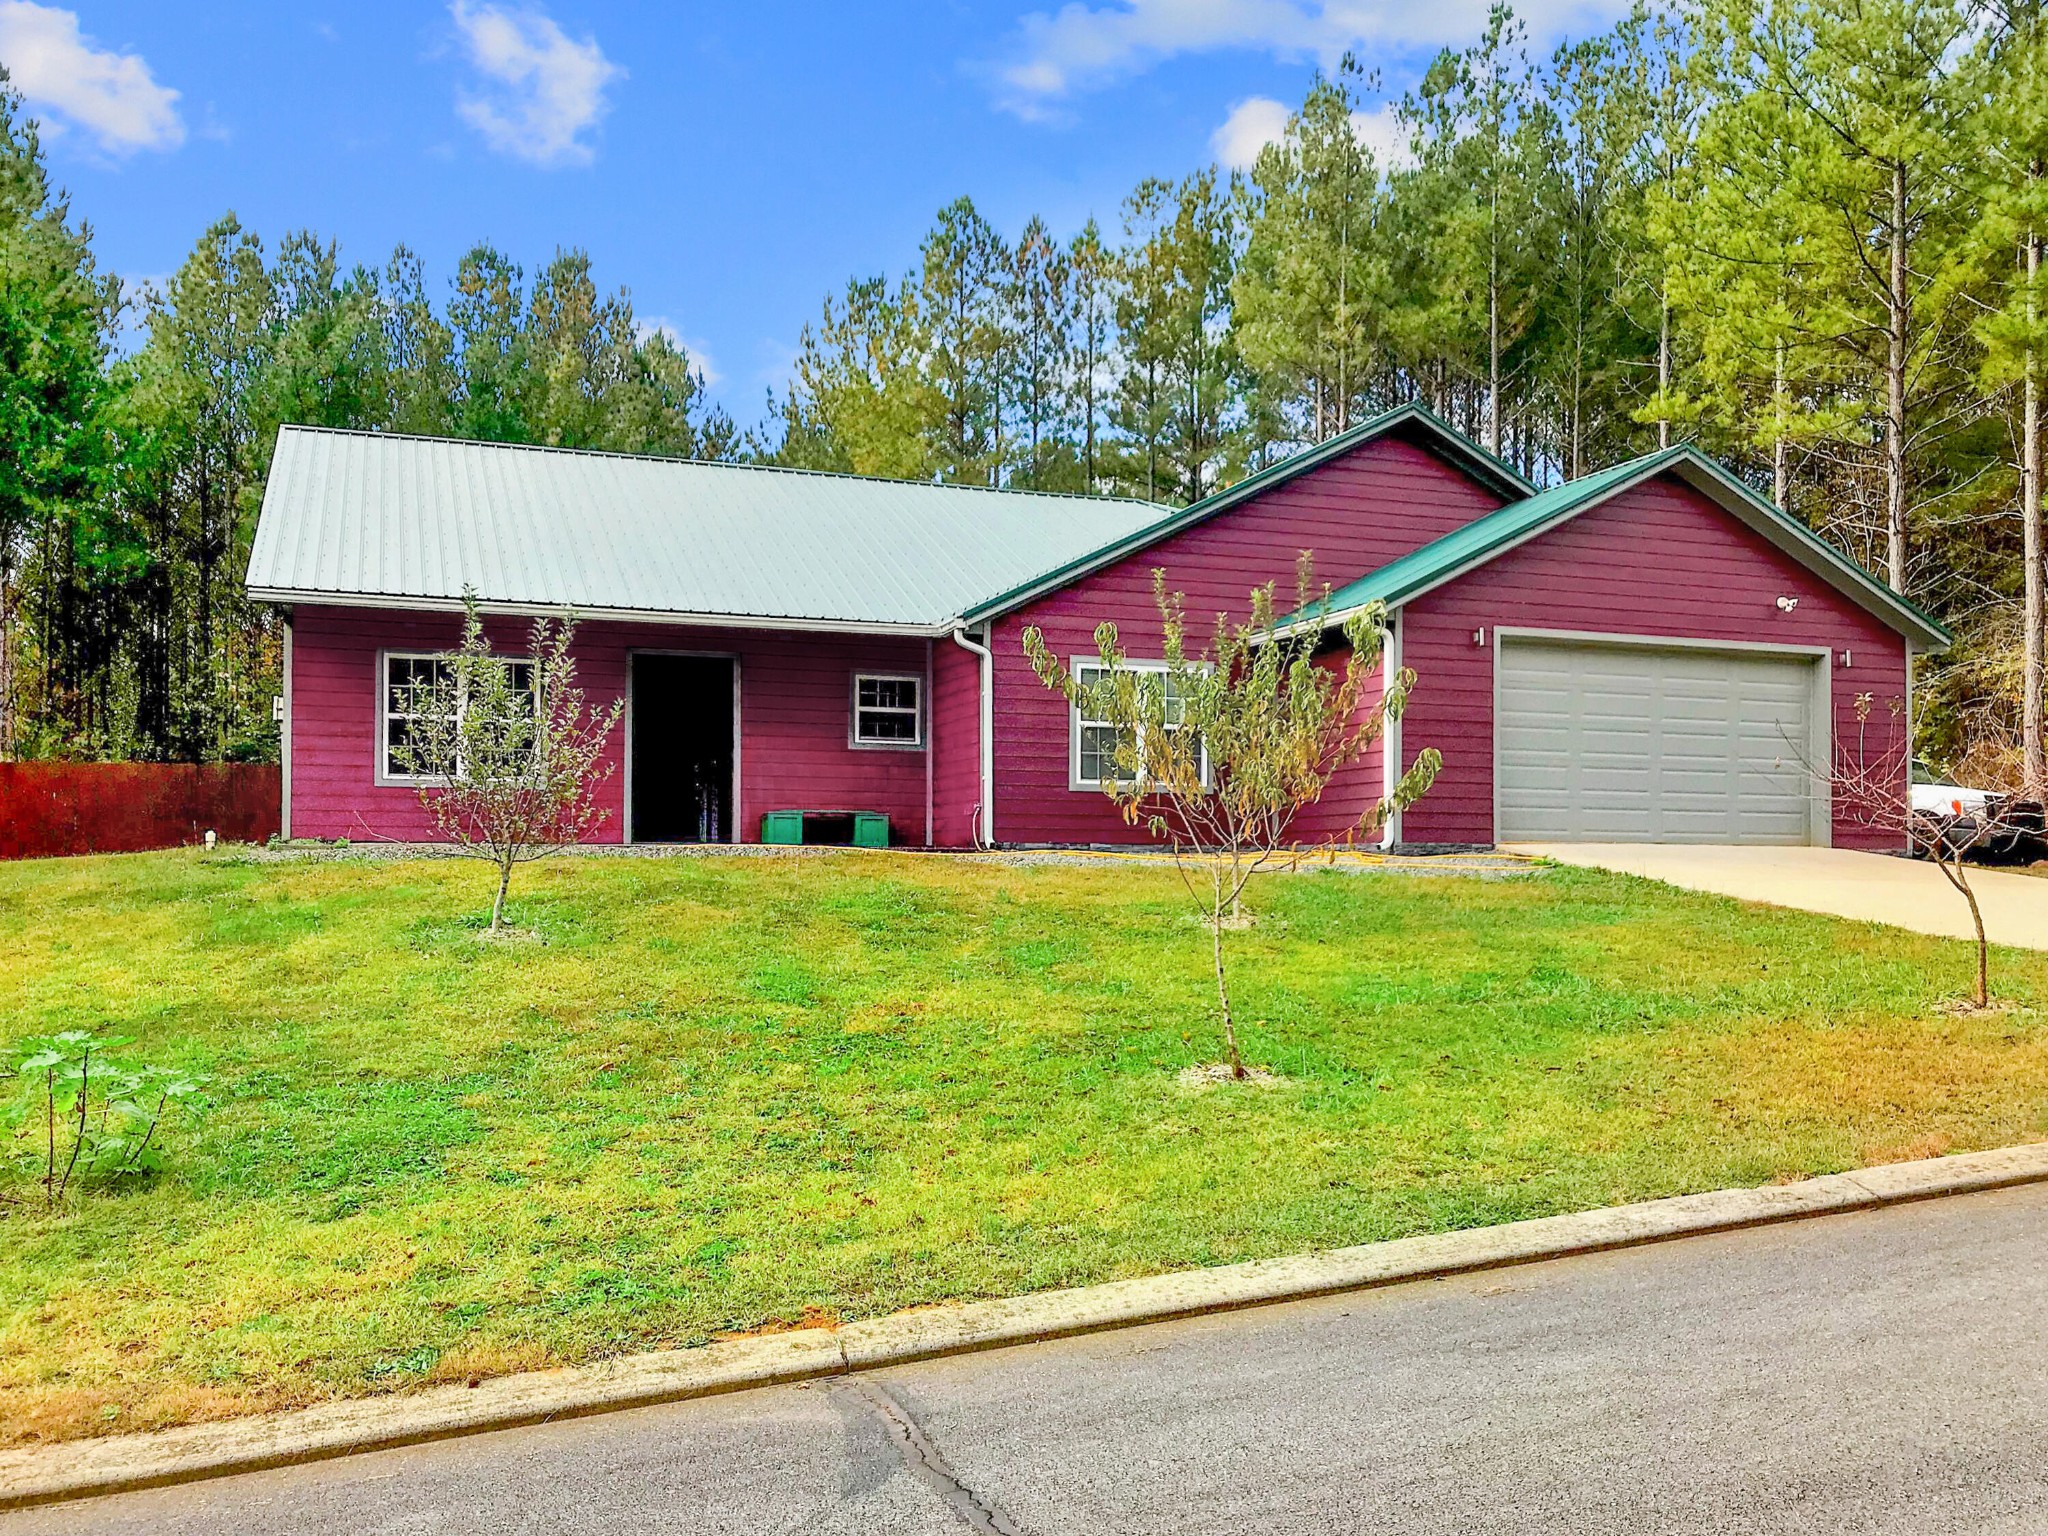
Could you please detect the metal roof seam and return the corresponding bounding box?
[267,422,1164,509]
[249,426,1167,629]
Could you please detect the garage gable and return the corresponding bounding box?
[1301,446,1949,652]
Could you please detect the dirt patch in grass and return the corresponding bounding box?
[1176,1062,1283,1089]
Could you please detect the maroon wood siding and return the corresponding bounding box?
[991,432,1510,845]
[1287,653,1388,845]
[284,445,1924,853]
[289,605,935,845]
[930,636,983,847]
[1395,474,1910,850]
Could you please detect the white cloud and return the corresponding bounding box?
[448,1,620,167]
[1211,94,1290,169]
[1211,93,1411,171]
[636,317,722,388]
[993,0,1625,115]
[1347,101,1411,169]
[0,2,182,154]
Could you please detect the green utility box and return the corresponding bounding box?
[760,810,891,848]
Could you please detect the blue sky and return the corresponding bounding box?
[5,0,1626,425]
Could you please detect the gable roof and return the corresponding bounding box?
[246,426,1172,634]
[957,402,1538,624]
[1292,445,1950,650]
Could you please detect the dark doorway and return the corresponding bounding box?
[630,655,735,843]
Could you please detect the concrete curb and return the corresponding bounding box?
[6,1140,2047,1511]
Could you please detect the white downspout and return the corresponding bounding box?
[1380,612,1401,852]
[950,624,995,848]
[1902,642,1916,855]
[280,611,294,842]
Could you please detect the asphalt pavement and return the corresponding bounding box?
[10,1181,2048,1535]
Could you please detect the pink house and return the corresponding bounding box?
[247,408,1946,851]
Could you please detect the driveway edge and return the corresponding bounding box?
[7,1140,2047,1511]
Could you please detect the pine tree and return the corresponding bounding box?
[1527,24,1657,478]
[1069,220,1117,494]
[447,245,529,444]
[1694,0,1982,594]
[1120,173,1240,504]
[1007,215,1076,488]
[1409,7,1542,459]
[121,215,276,759]
[0,72,115,756]
[919,198,1010,484]
[1233,60,1391,450]
[779,273,935,479]
[1966,3,2048,787]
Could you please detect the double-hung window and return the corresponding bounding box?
[1072,661,1205,789]
[381,652,535,781]
[853,673,922,747]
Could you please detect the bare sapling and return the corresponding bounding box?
[1023,558,1441,1078]
[1824,692,2027,1009]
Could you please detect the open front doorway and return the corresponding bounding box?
[629,654,737,843]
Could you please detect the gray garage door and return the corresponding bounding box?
[1496,638,1817,844]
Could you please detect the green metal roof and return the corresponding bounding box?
[248,426,1171,633]
[1294,445,1951,650]
[960,402,1537,624]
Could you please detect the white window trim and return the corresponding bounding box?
[1068,658,1208,792]
[850,671,924,750]
[375,648,535,786]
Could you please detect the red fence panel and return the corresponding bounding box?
[0,763,281,860]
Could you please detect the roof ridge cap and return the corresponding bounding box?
[271,424,1166,509]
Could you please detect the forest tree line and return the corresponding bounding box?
[3,0,2046,777]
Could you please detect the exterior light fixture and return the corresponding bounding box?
[1775,595,1799,612]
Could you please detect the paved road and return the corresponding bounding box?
[12,1183,2048,1535]
[1513,842,2046,950]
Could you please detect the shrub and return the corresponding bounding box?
[3,1032,202,1205]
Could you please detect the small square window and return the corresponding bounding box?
[854,673,922,747]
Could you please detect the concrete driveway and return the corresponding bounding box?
[1512,842,2048,951]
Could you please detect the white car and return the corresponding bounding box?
[1910,759,1996,817]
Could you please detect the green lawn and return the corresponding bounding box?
[1,848,2044,1446]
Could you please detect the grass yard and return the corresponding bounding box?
[2,848,2046,1446]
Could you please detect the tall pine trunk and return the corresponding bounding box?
[1487,195,1503,457]
[1773,336,1789,509]
[2026,226,2045,794]
[1658,283,1672,451]
[1884,161,1910,596]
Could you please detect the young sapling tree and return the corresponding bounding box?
[393,593,623,933]
[1824,692,2024,1009]
[1024,560,1441,1078]
[3,1032,202,1205]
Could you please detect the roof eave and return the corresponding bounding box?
[247,586,954,638]
[1304,448,1951,652]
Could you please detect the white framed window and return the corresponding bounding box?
[852,672,923,748]
[379,651,534,782]
[1071,660,1206,790]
